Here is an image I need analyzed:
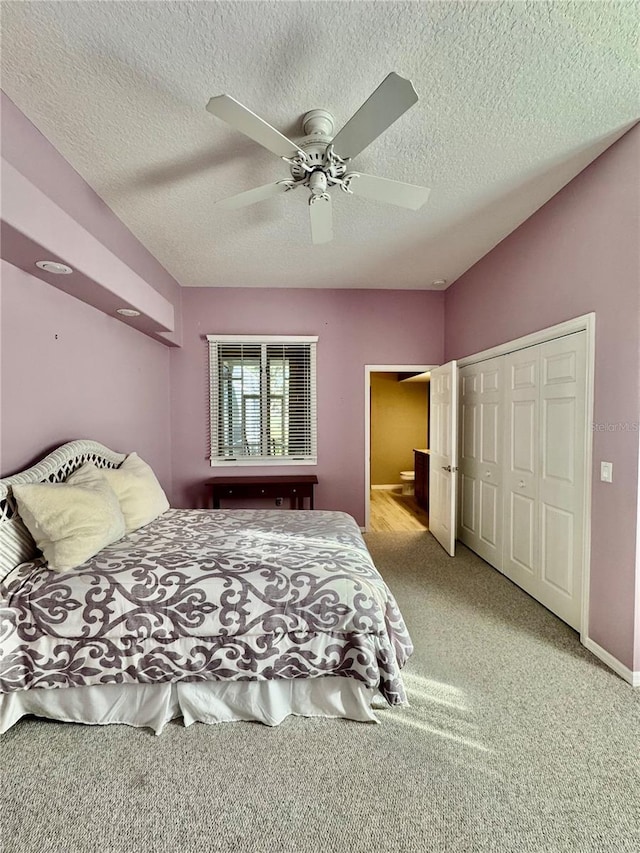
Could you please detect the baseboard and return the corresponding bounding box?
[371,484,402,491]
[582,637,639,686]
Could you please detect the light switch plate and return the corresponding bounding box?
[600,461,613,483]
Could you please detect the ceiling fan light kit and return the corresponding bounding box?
[206,72,431,244]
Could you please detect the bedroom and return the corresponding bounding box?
[1,2,639,852]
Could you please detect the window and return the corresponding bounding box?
[207,335,318,465]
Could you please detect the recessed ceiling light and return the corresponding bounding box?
[35,260,73,275]
[432,279,447,288]
[116,308,141,317]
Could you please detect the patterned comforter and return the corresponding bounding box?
[0,510,412,704]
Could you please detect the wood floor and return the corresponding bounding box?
[369,489,429,532]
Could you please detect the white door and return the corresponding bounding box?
[537,335,586,629]
[458,357,504,569]
[429,361,458,555]
[503,333,586,629]
[503,346,540,589]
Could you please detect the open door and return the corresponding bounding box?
[429,360,458,555]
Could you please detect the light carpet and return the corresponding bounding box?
[1,533,638,853]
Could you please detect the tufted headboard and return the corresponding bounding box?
[0,440,126,577]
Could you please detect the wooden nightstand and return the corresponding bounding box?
[206,475,318,510]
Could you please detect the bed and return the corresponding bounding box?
[0,440,413,734]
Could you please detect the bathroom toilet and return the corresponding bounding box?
[399,470,415,496]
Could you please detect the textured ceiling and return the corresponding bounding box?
[1,1,637,290]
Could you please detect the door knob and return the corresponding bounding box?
[519,480,526,488]
[442,465,452,472]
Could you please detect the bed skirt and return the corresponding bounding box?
[0,677,380,735]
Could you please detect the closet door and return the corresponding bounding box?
[503,347,540,591]
[537,334,586,630]
[503,333,586,630]
[458,357,504,569]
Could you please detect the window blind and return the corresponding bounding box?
[207,335,318,465]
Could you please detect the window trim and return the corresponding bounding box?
[207,334,318,467]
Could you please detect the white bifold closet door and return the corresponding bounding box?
[459,332,587,631]
[459,355,503,569]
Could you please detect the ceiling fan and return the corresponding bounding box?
[206,72,431,244]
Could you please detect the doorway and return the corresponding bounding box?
[364,364,434,531]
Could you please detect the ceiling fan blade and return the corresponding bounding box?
[216,181,296,210]
[309,195,333,244]
[330,73,419,161]
[346,173,430,210]
[206,95,301,159]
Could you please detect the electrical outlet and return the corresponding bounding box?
[275,497,283,507]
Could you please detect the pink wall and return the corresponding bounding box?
[1,91,182,346]
[445,125,640,671]
[170,288,444,521]
[0,93,181,493]
[1,92,182,308]
[0,261,172,491]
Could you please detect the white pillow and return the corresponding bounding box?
[12,463,125,573]
[102,453,169,534]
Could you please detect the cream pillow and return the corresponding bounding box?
[102,453,169,534]
[12,463,125,573]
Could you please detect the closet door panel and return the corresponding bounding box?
[511,400,536,475]
[537,334,586,629]
[481,402,500,465]
[503,349,539,591]
[510,492,536,572]
[541,504,574,594]
[544,398,576,484]
[479,480,499,548]
[458,357,503,569]
[459,372,478,540]
[460,474,476,536]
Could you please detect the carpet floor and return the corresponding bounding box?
[1,533,638,853]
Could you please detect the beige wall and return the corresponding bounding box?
[370,373,428,486]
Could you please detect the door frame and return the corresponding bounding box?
[364,364,436,532]
[456,313,595,644]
